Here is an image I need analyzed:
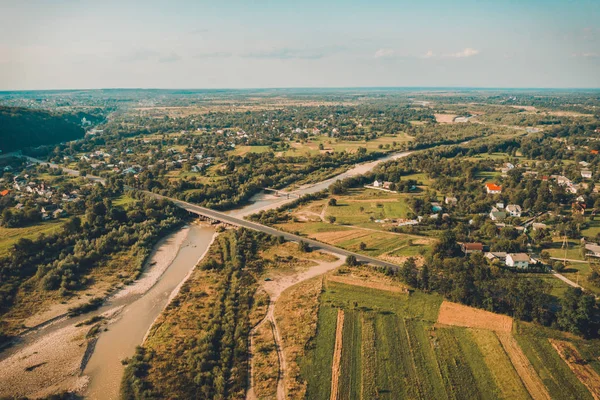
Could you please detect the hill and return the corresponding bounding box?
[0,106,85,153]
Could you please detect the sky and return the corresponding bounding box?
[0,0,599,90]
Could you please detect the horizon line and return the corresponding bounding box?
[2,85,600,93]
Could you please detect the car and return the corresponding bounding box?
[264,277,272,282]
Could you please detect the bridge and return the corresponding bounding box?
[262,187,300,199]
[143,191,401,271]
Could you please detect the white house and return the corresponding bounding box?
[506,204,522,217]
[506,253,530,269]
[581,170,593,179]
[445,196,458,206]
[585,243,600,258]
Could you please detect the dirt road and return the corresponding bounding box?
[247,253,345,400]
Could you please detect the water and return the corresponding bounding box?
[83,149,412,397]
[83,225,215,400]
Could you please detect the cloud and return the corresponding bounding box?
[195,51,233,58]
[243,46,344,60]
[447,48,479,58]
[572,52,599,58]
[422,50,434,58]
[374,48,395,58]
[159,52,181,63]
[119,48,160,62]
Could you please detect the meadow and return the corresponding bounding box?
[299,276,598,400]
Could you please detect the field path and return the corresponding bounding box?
[247,253,345,400]
[330,309,345,400]
[496,333,551,400]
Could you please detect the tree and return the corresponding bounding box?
[327,215,336,224]
[346,255,358,266]
[359,242,367,251]
[328,198,337,206]
[298,240,311,252]
[400,257,418,287]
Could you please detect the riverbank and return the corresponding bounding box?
[83,224,216,400]
[0,225,198,399]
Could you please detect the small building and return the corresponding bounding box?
[486,183,502,194]
[485,252,507,262]
[461,242,484,255]
[444,196,458,206]
[0,189,9,197]
[431,202,443,212]
[506,253,530,269]
[581,169,593,179]
[585,243,600,258]
[489,207,507,221]
[506,204,522,217]
[572,202,586,215]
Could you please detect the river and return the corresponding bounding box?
[61,149,413,398]
[83,225,215,400]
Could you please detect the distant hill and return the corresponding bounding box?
[0,106,85,153]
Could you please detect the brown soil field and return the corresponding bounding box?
[497,332,551,400]
[434,113,458,123]
[549,339,600,399]
[251,321,279,399]
[436,301,513,332]
[311,229,369,244]
[274,277,324,399]
[330,309,345,400]
[327,274,408,293]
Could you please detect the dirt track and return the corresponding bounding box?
[330,309,345,400]
[496,332,551,400]
[247,253,345,400]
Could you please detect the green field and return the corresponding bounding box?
[299,280,599,400]
[515,324,594,400]
[0,221,64,257]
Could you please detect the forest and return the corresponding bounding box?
[0,106,86,153]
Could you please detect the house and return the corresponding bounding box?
[444,196,458,206]
[431,202,443,212]
[485,252,507,262]
[581,169,593,179]
[373,180,382,187]
[0,189,9,197]
[489,207,507,221]
[585,243,600,258]
[397,218,419,227]
[532,223,548,231]
[52,209,65,219]
[579,161,590,167]
[496,202,505,210]
[506,253,530,269]
[486,183,502,194]
[506,204,522,217]
[572,202,586,215]
[461,242,484,255]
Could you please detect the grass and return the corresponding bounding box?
[0,220,64,257]
[582,218,600,239]
[301,276,600,400]
[515,324,594,400]
[301,305,337,400]
[468,329,531,399]
[339,310,362,399]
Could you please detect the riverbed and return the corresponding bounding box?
[83,224,216,400]
[0,148,414,398]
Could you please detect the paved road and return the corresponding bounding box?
[143,191,402,271]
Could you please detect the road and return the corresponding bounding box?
[143,191,402,271]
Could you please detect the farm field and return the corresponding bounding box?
[274,187,435,262]
[0,220,64,257]
[299,274,599,400]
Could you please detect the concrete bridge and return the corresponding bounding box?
[262,188,300,199]
[143,191,401,271]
